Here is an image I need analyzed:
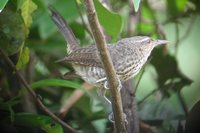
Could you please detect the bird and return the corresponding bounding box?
[49,6,168,97]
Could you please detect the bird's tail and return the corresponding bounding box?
[48,5,80,53]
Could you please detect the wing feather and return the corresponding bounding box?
[64,45,103,67]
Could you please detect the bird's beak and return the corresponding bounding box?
[154,39,169,45]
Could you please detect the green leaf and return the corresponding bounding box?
[0,0,8,12]
[31,79,84,89]
[17,0,37,36]
[132,0,141,12]
[142,3,155,20]
[0,99,20,111]
[16,47,30,70]
[176,0,188,12]
[0,1,26,55]
[13,113,63,133]
[137,22,154,34]
[35,0,79,39]
[94,0,123,41]
[18,79,85,96]
[167,0,188,18]
[70,22,86,40]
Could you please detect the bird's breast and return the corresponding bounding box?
[115,52,148,81]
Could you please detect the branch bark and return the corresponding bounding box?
[83,0,126,132]
[0,49,77,133]
[121,80,139,133]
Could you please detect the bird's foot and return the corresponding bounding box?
[108,112,128,124]
[96,77,122,91]
[104,77,122,92]
[116,77,122,92]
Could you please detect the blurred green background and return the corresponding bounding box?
[0,0,200,133]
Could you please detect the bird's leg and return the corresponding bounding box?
[97,77,127,123]
[96,77,107,84]
[96,76,122,104]
[97,85,111,104]
[104,95,111,104]
[96,77,111,104]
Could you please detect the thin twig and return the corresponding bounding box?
[75,0,93,38]
[178,15,196,44]
[127,0,134,36]
[133,68,145,95]
[174,22,180,56]
[0,49,77,133]
[138,89,158,105]
[173,15,196,55]
[83,0,126,132]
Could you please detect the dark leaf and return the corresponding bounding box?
[0,1,26,55]
[185,100,200,133]
[151,48,192,95]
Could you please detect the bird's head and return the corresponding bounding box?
[118,36,168,55]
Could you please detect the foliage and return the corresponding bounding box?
[0,0,200,133]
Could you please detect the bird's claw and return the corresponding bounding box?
[108,112,128,124]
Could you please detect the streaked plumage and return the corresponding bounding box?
[49,7,168,87]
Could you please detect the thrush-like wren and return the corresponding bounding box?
[49,7,168,94]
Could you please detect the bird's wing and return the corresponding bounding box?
[64,45,103,67]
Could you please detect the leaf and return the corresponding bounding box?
[137,22,154,34]
[35,0,79,39]
[185,100,200,133]
[31,79,84,89]
[17,0,37,36]
[0,0,8,12]
[13,113,63,133]
[70,22,86,40]
[132,0,141,12]
[0,1,26,55]
[94,0,123,41]
[167,0,188,18]
[176,0,188,12]
[151,48,192,95]
[18,79,85,96]
[0,99,20,111]
[16,47,30,70]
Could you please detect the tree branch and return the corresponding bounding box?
[0,49,77,133]
[83,0,126,132]
[121,80,139,133]
[75,0,93,38]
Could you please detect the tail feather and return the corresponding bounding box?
[48,5,80,53]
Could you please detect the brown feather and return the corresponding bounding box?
[64,45,103,67]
